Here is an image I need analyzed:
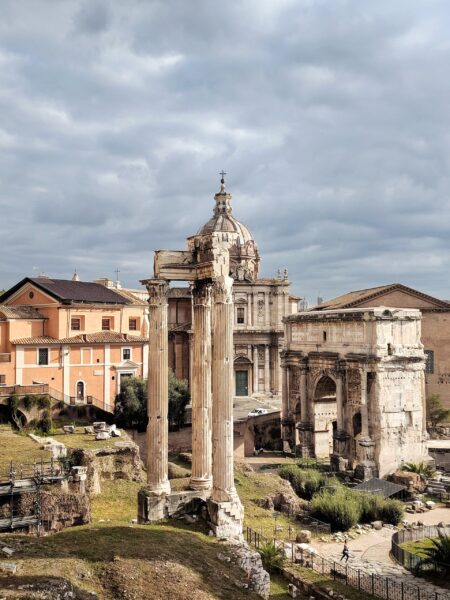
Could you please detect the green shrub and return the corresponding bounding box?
[359,492,385,522]
[36,395,51,410]
[259,541,285,573]
[38,410,52,435]
[380,499,404,525]
[311,487,361,531]
[278,464,299,484]
[22,395,34,411]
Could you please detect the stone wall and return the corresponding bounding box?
[70,444,143,496]
[15,489,90,532]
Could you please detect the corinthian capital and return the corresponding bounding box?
[144,279,169,307]
[191,281,212,307]
[212,275,233,304]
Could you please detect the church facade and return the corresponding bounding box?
[163,180,298,399]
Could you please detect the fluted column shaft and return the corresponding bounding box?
[360,369,369,437]
[264,345,270,392]
[336,372,344,430]
[253,346,259,394]
[190,281,213,491]
[211,275,236,502]
[300,364,308,422]
[146,280,170,495]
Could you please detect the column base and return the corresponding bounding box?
[138,488,169,523]
[138,488,210,523]
[207,497,244,541]
[189,477,212,491]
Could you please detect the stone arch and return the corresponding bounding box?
[314,374,337,401]
[312,374,337,459]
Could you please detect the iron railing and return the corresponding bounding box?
[246,526,450,600]
[392,526,450,573]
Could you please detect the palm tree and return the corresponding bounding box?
[402,462,435,481]
[259,541,285,573]
[417,531,450,575]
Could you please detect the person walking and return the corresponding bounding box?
[340,540,349,562]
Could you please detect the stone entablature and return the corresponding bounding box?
[282,307,429,478]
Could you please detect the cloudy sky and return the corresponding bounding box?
[1,0,450,303]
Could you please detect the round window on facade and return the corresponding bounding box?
[29,291,34,299]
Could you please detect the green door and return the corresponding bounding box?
[235,370,248,396]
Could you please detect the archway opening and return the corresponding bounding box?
[313,375,337,459]
[76,381,85,401]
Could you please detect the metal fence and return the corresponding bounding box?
[246,527,450,600]
[392,526,450,573]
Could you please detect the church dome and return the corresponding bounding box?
[195,176,260,282]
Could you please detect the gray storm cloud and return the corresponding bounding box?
[0,0,450,303]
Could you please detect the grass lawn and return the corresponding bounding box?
[0,424,49,473]
[235,464,303,540]
[401,538,436,558]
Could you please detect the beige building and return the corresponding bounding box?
[282,307,429,478]
[314,284,450,409]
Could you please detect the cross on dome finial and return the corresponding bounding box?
[219,170,226,193]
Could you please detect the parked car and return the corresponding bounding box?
[247,408,268,417]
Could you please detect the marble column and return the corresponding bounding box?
[189,281,212,491]
[360,369,369,437]
[299,364,308,422]
[264,345,270,392]
[253,346,259,394]
[247,294,252,326]
[145,279,170,496]
[211,275,237,503]
[336,372,344,431]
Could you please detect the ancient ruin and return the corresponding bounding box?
[281,307,430,478]
[138,177,244,539]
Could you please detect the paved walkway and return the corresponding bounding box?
[311,507,450,598]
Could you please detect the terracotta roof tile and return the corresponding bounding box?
[11,332,148,345]
[314,283,450,311]
[0,305,47,320]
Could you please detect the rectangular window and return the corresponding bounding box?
[0,375,5,384]
[237,307,245,324]
[102,318,111,331]
[38,348,49,365]
[323,331,327,342]
[71,317,81,331]
[122,348,131,361]
[425,350,434,374]
[129,318,137,331]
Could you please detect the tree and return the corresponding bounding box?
[114,371,190,431]
[168,369,190,430]
[114,376,147,431]
[427,394,450,428]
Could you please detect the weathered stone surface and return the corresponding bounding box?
[70,445,143,496]
[389,470,425,493]
[283,307,429,478]
[296,530,312,544]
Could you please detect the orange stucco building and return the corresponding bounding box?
[0,276,148,411]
